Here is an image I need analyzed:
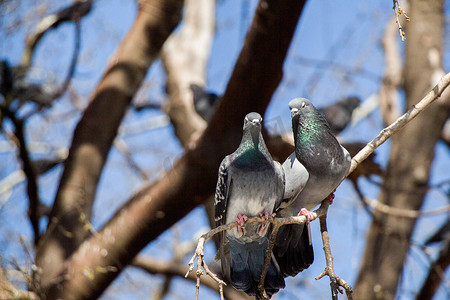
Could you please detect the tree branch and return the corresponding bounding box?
[355,1,449,297]
[315,213,353,300]
[39,1,307,299]
[0,107,40,245]
[348,71,450,176]
[0,265,38,300]
[132,255,250,300]
[35,0,184,296]
[416,241,450,300]
[21,0,92,71]
[161,0,213,146]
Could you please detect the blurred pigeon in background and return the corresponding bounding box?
[319,96,360,135]
[190,83,220,122]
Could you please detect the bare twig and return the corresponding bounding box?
[21,0,92,71]
[0,107,40,244]
[51,18,81,101]
[315,213,353,300]
[257,224,281,299]
[360,197,450,219]
[392,0,410,41]
[348,72,450,176]
[0,265,38,300]
[114,138,149,180]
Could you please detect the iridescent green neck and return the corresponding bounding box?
[296,121,323,145]
[235,130,270,167]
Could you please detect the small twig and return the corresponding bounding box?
[0,107,40,244]
[351,180,376,219]
[361,197,450,219]
[21,0,93,71]
[51,18,81,101]
[315,212,353,300]
[114,138,149,180]
[392,0,410,41]
[348,72,450,176]
[257,224,281,299]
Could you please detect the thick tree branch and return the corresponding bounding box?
[161,0,214,146]
[379,15,402,126]
[42,1,307,299]
[416,241,450,300]
[159,0,216,247]
[354,1,449,298]
[35,0,184,296]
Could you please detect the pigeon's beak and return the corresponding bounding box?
[290,107,299,116]
[251,119,261,126]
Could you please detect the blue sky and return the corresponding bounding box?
[0,0,449,299]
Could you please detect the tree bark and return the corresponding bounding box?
[354,0,450,299]
[35,0,184,296]
[43,1,307,299]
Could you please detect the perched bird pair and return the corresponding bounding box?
[214,98,351,298]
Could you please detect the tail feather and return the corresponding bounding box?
[273,223,314,277]
[228,237,285,297]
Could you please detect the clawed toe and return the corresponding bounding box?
[298,208,315,223]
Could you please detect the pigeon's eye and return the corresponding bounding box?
[301,102,306,108]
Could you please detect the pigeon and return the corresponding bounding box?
[319,96,360,135]
[214,112,285,298]
[190,83,220,121]
[273,98,351,277]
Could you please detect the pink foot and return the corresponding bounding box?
[298,208,315,223]
[327,192,335,204]
[257,212,275,236]
[236,214,248,225]
[235,214,248,236]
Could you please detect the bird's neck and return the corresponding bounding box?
[236,131,271,167]
[294,121,341,171]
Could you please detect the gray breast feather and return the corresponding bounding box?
[281,152,309,202]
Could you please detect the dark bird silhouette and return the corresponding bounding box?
[319,96,360,135]
[190,84,220,121]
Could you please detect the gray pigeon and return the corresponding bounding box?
[274,98,351,277]
[319,96,360,135]
[190,84,219,122]
[215,112,285,298]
